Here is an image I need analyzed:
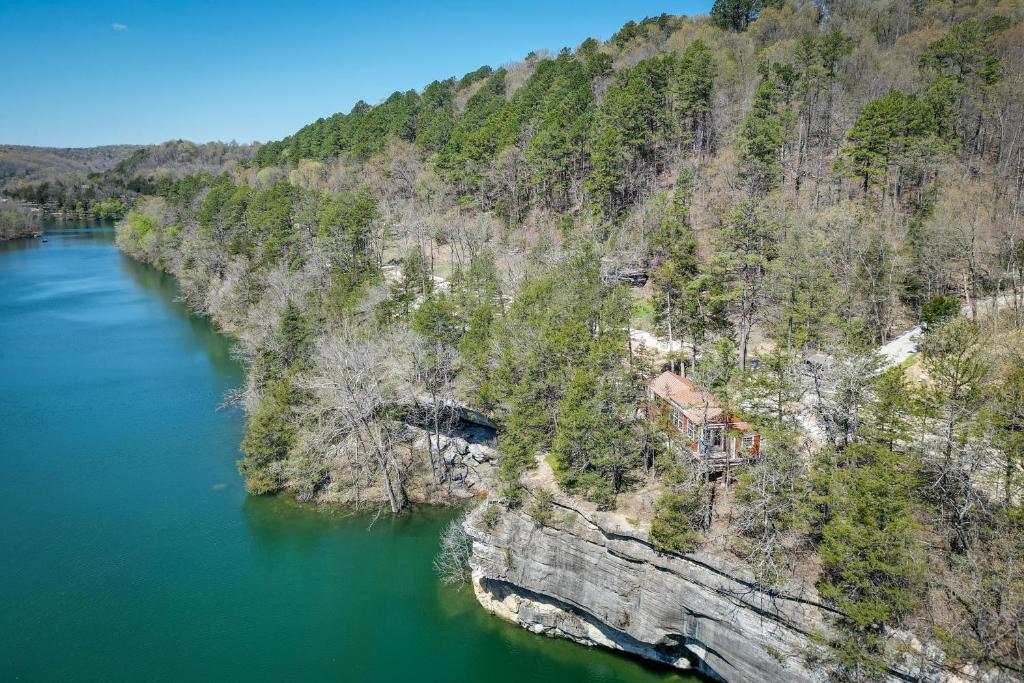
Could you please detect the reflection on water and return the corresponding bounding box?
[118,256,241,373]
[0,220,697,683]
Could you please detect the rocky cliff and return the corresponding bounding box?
[464,498,1015,683]
[465,500,831,682]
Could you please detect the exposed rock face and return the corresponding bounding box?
[465,502,832,683]
[411,428,497,501]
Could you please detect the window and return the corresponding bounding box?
[742,434,755,449]
[687,421,696,439]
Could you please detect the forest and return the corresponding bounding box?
[0,140,253,219]
[111,0,1023,679]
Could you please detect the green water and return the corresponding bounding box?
[0,225,695,682]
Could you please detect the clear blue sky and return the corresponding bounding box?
[1,0,712,148]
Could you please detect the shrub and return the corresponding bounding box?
[528,488,556,526]
[920,294,960,329]
[481,504,501,530]
[650,490,704,554]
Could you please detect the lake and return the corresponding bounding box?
[0,224,694,682]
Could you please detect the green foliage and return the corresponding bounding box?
[738,69,787,195]
[525,55,595,211]
[481,504,501,530]
[673,41,716,152]
[740,349,802,429]
[121,209,158,245]
[586,56,674,217]
[843,90,944,193]
[650,488,705,554]
[920,18,1007,89]
[411,292,460,346]
[550,367,639,506]
[254,89,424,166]
[710,0,769,32]
[772,228,841,352]
[650,172,701,350]
[817,444,924,673]
[276,301,312,370]
[527,488,556,526]
[920,294,961,328]
[238,377,299,495]
[492,251,635,497]
[862,367,916,452]
[609,14,676,47]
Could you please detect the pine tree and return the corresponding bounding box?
[818,443,924,678]
[738,68,786,196]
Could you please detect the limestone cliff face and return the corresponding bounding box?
[465,501,833,683]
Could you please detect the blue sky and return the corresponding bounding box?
[1,1,712,148]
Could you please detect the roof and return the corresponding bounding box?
[649,371,717,408]
[649,371,754,432]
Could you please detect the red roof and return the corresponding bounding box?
[649,371,754,432]
[649,371,717,408]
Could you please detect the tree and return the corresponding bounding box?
[300,329,414,513]
[920,18,1008,157]
[732,429,805,589]
[239,376,298,495]
[650,485,707,554]
[740,349,803,430]
[988,354,1024,505]
[550,366,639,506]
[919,318,992,552]
[818,443,924,679]
[710,199,779,370]
[920,294,961,328]
[650,172,700,366]
[585,57,674,217]
[843,91,938,200]
[738,68,787,196]
[672,41,716,155]
[710,0,767,32]
[409,336,459,485]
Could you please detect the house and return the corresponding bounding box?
[647,370,760,470]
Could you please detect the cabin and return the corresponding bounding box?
[647,370,760,470]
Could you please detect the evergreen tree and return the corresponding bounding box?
[672,41,716,155]
[738,68,787,196]
[238,377,299,495]
[710,0,767,32]
[818,443,924,678]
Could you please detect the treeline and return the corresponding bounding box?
[114,0,1024,677]
[0,201,40,240]
[254,41,716,223]
[3,141,254,219]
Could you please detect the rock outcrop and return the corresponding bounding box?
[465,501,835,683]
[464,500,1014,682]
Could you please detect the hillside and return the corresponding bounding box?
[112,0,1023,680]
[1,140,255,219]
[0,144,142,184]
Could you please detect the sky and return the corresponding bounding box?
[0,0,713,148]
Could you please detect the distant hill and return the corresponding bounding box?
[0,140,256,217]
[0,144,142,186]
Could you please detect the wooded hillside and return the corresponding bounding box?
[114,1,1023,678]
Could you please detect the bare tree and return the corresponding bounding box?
[409,337,460,485]
[434,510,474,587]
[300,328,414,513]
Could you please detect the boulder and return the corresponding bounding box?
[469,443,496,463]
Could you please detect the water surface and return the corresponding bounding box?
[0,224,694,682]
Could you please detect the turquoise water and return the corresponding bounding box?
[0,225,695,682]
